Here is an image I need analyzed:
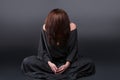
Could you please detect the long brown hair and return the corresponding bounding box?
[45,8,70,48]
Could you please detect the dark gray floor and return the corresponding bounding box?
[0,61,120,80]
[0,42,120,80]
[0,41,119,80]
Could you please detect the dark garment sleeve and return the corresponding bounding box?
[37,29,51,63]
[66,29,78,63]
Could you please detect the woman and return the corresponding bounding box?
[21,8,95,80]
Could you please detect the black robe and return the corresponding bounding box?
[21,27,95,80]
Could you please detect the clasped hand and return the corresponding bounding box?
[48,61,70,74]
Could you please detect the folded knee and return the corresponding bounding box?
[86,60,96,75]
[22,56,37,66]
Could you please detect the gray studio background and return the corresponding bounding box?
[0,0,120,80]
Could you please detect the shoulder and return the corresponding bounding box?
[43,24,46,31]
[70,22,77,31]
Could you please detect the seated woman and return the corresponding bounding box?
[21,8,96,80]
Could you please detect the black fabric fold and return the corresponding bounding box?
[21,28,96,80]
